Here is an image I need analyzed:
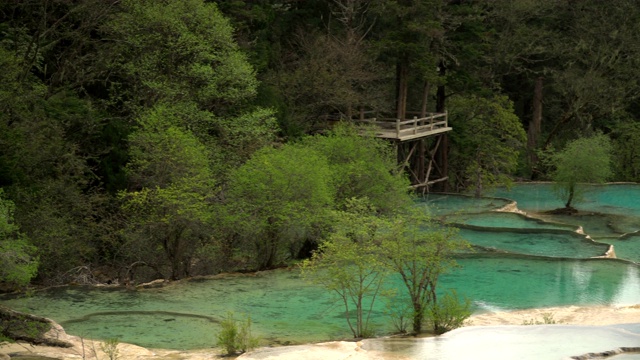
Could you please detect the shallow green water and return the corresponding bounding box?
[457,228,610,258]
[2,183,640,350]
[3,256,638,349]
[597,234,640,263]
[447,211,577,231]
[491,183,640,236]
[489,183,640,213]
[417,194,511,216]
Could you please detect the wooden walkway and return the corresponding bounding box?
[354,111,452,141]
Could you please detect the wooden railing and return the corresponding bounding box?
[353,112,449,140]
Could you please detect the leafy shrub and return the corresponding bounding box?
[100,338,120,360]
[428,290,472,334]
[216,312,260,355]
[522,312,558,325]
[382,290,411,334]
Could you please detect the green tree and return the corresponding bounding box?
[121,104,217,280]
[216,312,259,355]
[381,206,467,334]
[226,144,334,270]
[301,124,411,213]
[550,134,612,210]
[272,30,386,135]
[428,289,471,334]
[301,198,389,338]
[103,0,257,113]
[611,121,640,182]
[486,0,640,166]
[0,46,109,282]
[0,190,38,288]
[448,95,527,196]
[369,0,444,117]
[104,0,279,179]
[211,107,279,181]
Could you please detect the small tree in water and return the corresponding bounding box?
[301,198,389,338]
[381,206,469,334]
[303,199,469,337]
[216,312,260,355]
[550,134,612,211]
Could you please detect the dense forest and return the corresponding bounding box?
[2,0,640,288]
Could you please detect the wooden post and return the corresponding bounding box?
[396,118,401,138]
[413,116,418,134]
[359,106,365,121]
[418,139,425,186]
[441,134,449,191]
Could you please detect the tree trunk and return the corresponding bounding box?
[417,81,430,187]
[435,61,449,191]
[396,56,409,120]
[474,165,483,198]
[412,299,423,334]
[164,226,186,280]
[565,184,575,209]
[259,218,279,270]
[436,61,446,114]
[417,140,425,185]
[357,296,363,337]
[528,77,543,177]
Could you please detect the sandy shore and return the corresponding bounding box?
[2,304,639,360]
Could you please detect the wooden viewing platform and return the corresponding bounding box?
[354,111,451,141]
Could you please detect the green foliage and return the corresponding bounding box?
[0,46,111,282]
[303,199,468,337]
[448,95,527,197]
[611,121,640,182]
[224,124,412,271]
[226,143,334,269]
[104,0,257,112]
[486,0,640,150]
[302,124,411,213]
[121,104,217,280]
[216,312,260,355]
[428,290,472,335]
[212,107,279,177]
[522,312,558,325]
[100,338,120,360]
[301,198,389,338]
[382,290,412,334]
[550,134,612,209]
[0,190,38,288]
[272,31,387,134]
[126,104,215,189]
[381,205,469,334]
